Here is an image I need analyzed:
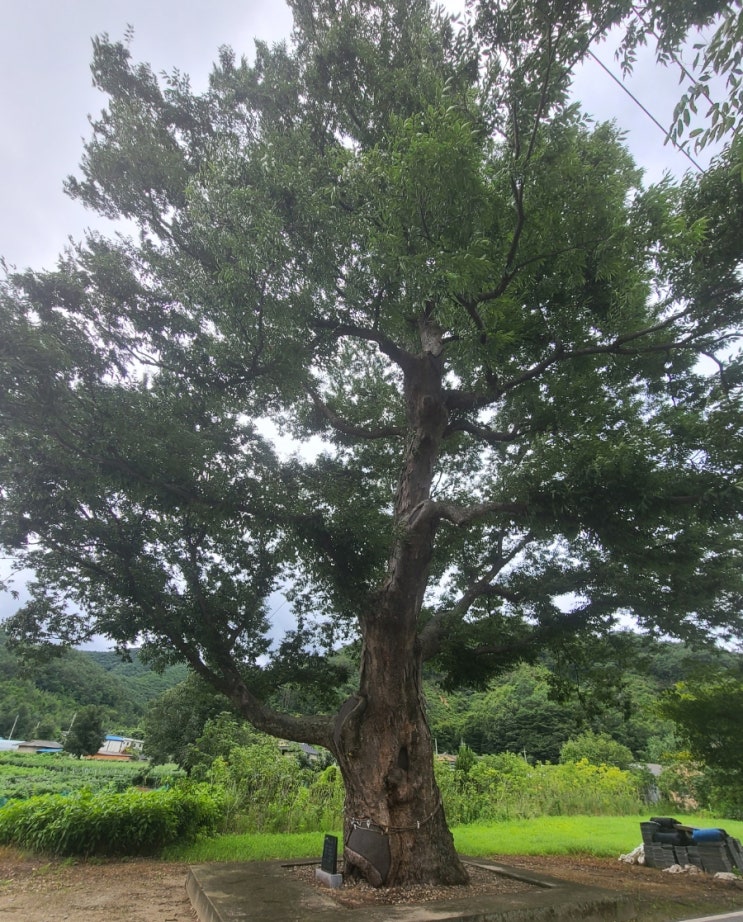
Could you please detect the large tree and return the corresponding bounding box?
[1,0,742,887]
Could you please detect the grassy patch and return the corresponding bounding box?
[163,830,342,862]
[165,814,743,863]
[455,814,742,857]
[0,786,224,856]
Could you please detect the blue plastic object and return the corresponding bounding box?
[692,828,725,844]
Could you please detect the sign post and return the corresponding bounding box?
[315,834,343,888]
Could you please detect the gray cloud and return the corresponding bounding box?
[0,0,293,271]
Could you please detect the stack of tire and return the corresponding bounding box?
[641,817,743,873]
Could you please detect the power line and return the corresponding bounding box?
[631,7,720,131]
[587,49,706,174]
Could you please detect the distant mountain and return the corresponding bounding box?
[0,633,187,741]
[86,650,188,710]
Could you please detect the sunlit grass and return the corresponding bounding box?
[164,814,743,863]
[454,814,743,857]
[163,830,342,862]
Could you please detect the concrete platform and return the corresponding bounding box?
[186,857,635,922]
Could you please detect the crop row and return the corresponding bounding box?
[0,753,183,801]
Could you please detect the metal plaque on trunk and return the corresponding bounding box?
[346,825,391,886]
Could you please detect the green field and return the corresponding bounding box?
[5,753,743,865]
[163,814,743,863]
[0,752,182,800]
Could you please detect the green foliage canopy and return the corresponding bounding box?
[659,672,743,773]
[142,673,234,766]
[559,730,635,770]
[0,0,741,757]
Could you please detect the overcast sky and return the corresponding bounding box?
[0,0,716,272]
[0,0,718,644]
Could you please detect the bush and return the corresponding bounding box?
[206,739,309,831]
[294,763,344,832]
[655,757,706,812]
[705,769,743,820]
[0,783,225,856]
[204,740,344,833]
[435,753,644,824]
[655,757,743,820]
[559,732,635,770]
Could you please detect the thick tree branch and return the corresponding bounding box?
[310,317,414,373]
[446,342,565,412]
[419,531,534,660]
[408,498,528,530]
[179,648,336,750]
[455,294,486,335]
[308,386,404,440]
[46,526,336,749]
[473,245,591,309]
[444,418,520,444]
[446,308,702,413]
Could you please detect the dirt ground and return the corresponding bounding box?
[500,854,743,921]
[1,845,743,922]
[0,848,196,922]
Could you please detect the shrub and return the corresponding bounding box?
[559,732,635,770]
[0,783,224,856]
[704,769,743,820]
[290,763,344,832]
[206,739,312,832]
[435,753,644,824]
[656,758,743,819]
[656,757,706,812]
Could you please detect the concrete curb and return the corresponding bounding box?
[186,857,635,922]
[675,914,743,922]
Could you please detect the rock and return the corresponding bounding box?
[618,845,645,865]
[663,864,702,875]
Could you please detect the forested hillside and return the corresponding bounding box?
[142,632,741,769]
[426,635,741,763]
[0,633,186,740]
[0,626,738,764]
[86,650,189,706]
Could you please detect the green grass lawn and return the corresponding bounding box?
[164,813,743,863]
[454,814,743,857]
[164,830,341,862]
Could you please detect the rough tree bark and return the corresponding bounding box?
[328,315,468,887]
[333,642,467,887]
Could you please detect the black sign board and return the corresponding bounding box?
[321,834,338,875]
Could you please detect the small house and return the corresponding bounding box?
[88,735,144,760]
[15,739,63,754]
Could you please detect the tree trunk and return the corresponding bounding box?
[329,317,467,887]
[333,620,468,887]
